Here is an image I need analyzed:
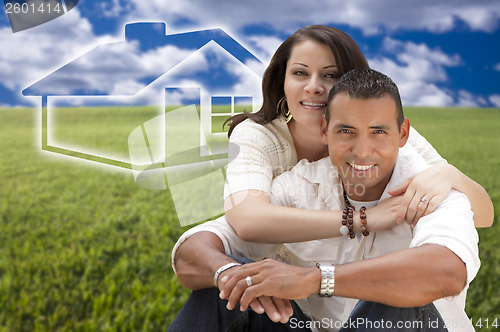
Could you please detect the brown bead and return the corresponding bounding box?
[359,206,369,237]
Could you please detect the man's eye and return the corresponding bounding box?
[373,130,385,134]
[339,129,351,133]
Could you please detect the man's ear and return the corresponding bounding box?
[321,114,329,145]
[399,117,410,147]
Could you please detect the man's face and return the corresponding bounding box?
[321,92,409,201]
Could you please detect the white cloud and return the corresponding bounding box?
[456,90,488,108]
[461,6,500,32]
[400,80,454,107]
[163,84,201,105]
[72,43,195,95]
[489,94,500,108]
[2,0,498,108]
[370,39,493,107]
[122,0,500,35]
[369,38,464,106]
[0,8,117,105]
[246,35,283,64]
[384,38,462,69]
[99,0,131,18]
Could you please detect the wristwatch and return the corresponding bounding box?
[214,262,241,287]
[316,263,335,297]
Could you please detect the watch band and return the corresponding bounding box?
[214,262,241,287]
[316,263,335,297]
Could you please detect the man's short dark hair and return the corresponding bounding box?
[326,68,404,128]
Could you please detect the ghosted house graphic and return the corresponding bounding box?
[23,22,265,226]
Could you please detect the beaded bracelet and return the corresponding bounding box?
[360,206,369,236]
[340,206,356,239]
[341,205,369,238]
[340,206,349,236]
[347,207,355,239]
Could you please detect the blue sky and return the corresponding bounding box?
[1,0,499,108]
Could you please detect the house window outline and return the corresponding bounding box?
[210,95,253,133]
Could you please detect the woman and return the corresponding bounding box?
[170,25,493,329]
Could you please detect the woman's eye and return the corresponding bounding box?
[325,73,339,79]
[294,70,307,76]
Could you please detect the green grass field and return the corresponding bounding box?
[0,106,499,331]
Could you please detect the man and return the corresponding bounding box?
[169,69,480,331]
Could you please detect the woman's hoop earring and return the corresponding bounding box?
[277,96,292,124]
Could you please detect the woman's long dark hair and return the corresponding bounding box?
[225,25,369,137]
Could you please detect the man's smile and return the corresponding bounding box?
[347,162,376,171]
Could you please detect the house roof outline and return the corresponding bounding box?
[22,22,265,170]
[23,22,265,97]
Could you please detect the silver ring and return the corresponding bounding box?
[420,197,429,205]
[246,276,252,287]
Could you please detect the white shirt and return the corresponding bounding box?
[268,145,479,332]
[172,143,479,332]
[172,120,472,331]
[172,118,445,273]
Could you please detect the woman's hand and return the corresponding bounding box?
[388,163,455,226]
[366,195,406,231]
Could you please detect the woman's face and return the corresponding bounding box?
[284,39,338,130]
